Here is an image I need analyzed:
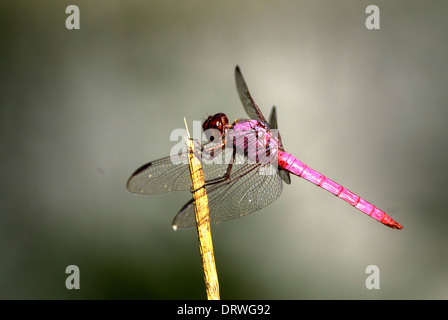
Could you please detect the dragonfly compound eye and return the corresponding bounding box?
[202,113,229,141]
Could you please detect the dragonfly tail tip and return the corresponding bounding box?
[391,222,403,230]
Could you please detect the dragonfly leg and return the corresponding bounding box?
[191,148,236,193]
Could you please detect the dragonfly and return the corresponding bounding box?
[127,66,403,230]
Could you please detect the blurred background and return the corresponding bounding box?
[1,0,447,299]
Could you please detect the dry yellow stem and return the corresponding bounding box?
[184,118,220,300]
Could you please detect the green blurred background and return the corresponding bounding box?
[1,1,447,299]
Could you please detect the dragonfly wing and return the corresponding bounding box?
[268,105,278,129]
[278,170,291,185]
[269,106,291,185]
[126,154,192,194]
[235,66,269,128]
[127,139,231,195]
[172,162,284,229]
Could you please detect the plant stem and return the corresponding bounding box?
[184,118,220,300]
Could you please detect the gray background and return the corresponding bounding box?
[1,1,447,299]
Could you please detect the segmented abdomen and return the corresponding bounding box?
[278,151,402,229]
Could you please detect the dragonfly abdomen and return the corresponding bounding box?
[278,151,402,229]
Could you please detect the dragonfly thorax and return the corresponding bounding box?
[229,120,280,165]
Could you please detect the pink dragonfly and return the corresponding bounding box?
[127,66,403,230]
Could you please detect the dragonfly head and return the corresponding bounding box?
[202,113,229,142]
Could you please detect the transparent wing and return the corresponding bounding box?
[172,160,284,229]
[235,66,270,128]
[126,154,191,194]
[126,140,229,195]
